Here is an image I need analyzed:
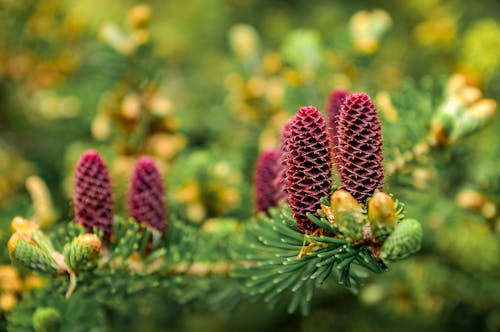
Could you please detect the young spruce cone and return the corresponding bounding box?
[336,93,384,203]
[74,150,114,241]
[286,106,332,232]
[273,118,293,203]
[129,157,167,235]
[254,149,280,213]
[326,88,350,149]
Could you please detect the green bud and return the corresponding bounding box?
[368,192,398,241]
[451,99,497,141]
[63,233,102,272]
[8,233,59,274]
[10,217,55,253]
[380,219,423,261]
[330,190,365,241]
[32,307,62,332]
[432,95,497,145]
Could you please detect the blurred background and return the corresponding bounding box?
[1,0,500,331]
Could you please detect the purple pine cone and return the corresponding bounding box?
[326,88,350,149]
[336,93,384,203]
[286,106,332,233]
[254,149,280,213]
[74,150,114,241]
[273,118,293,203]
[129,157,167,235]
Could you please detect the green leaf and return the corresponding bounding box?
[235,205,386,314]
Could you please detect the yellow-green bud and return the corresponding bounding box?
[330,190,365,241]
[450,99,497,141]
[63,234,102,272]
[8,233,59,274]
[380,219,423,261]
[127,4,152,29]
[368,192,398,240]
[10,216,39,233]
[432,85,497,145]
[466,99,497,120]
[368,192,397,226]
[8,232,32,258]
[331,189,363,213]
[10,217,55,254]
[32,307,62,332]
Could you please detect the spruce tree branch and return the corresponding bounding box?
[126,257,253,278]
[165,261,234,277]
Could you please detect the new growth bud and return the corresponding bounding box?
[368,192,398,240]
[380,218,423,261]
[368,192,397,226]
[63,234,102,272]
[11,216,39,233]
[330,189,364,241]
[127,4,152,29]
[8,233,59,274]
[10,217,55,255]
[466,99,496,120]
[32,307,62,332]
[432,75,497,145]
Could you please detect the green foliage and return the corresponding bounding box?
[8,287,106,332]
[234,205,386,315]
